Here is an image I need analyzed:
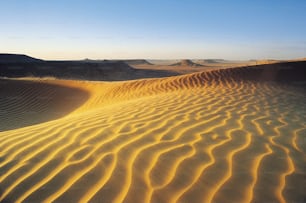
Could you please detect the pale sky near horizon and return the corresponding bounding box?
[1,0,306,60]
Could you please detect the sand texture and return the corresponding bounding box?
[0,67,306,203]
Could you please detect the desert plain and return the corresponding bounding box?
[0,55,305,203]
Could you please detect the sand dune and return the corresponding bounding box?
[0,57,177,81]
[122,59,153,66]
[0,79,89,131]
[0,54,43,63]
[171,59,203,67]
[0,66,306,202]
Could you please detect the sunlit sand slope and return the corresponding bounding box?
[0,68,306,203]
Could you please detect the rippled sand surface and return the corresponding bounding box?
[0,69,305,203]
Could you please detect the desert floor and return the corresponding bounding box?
[0,67,305,202]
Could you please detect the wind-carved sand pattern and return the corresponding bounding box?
[0,68,306,203]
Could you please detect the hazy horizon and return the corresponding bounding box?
[2,53,301,61]
[1,0,306,60]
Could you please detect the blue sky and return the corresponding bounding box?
[1,0,306,60]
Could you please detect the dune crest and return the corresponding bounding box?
[0,66,305,202]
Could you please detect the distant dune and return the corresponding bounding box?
[0,54,43,63]
[147,60,180,65]
[171,59,204,67]
[251,59,282,65]
[195,59,227,64]
[0,58,177,81]
[122,59,153,66]
[0,62,305,202]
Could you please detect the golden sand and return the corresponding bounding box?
[0,69,305,202]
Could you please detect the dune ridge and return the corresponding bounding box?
[0,66,306,202]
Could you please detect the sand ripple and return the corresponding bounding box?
[0,69,305,202]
